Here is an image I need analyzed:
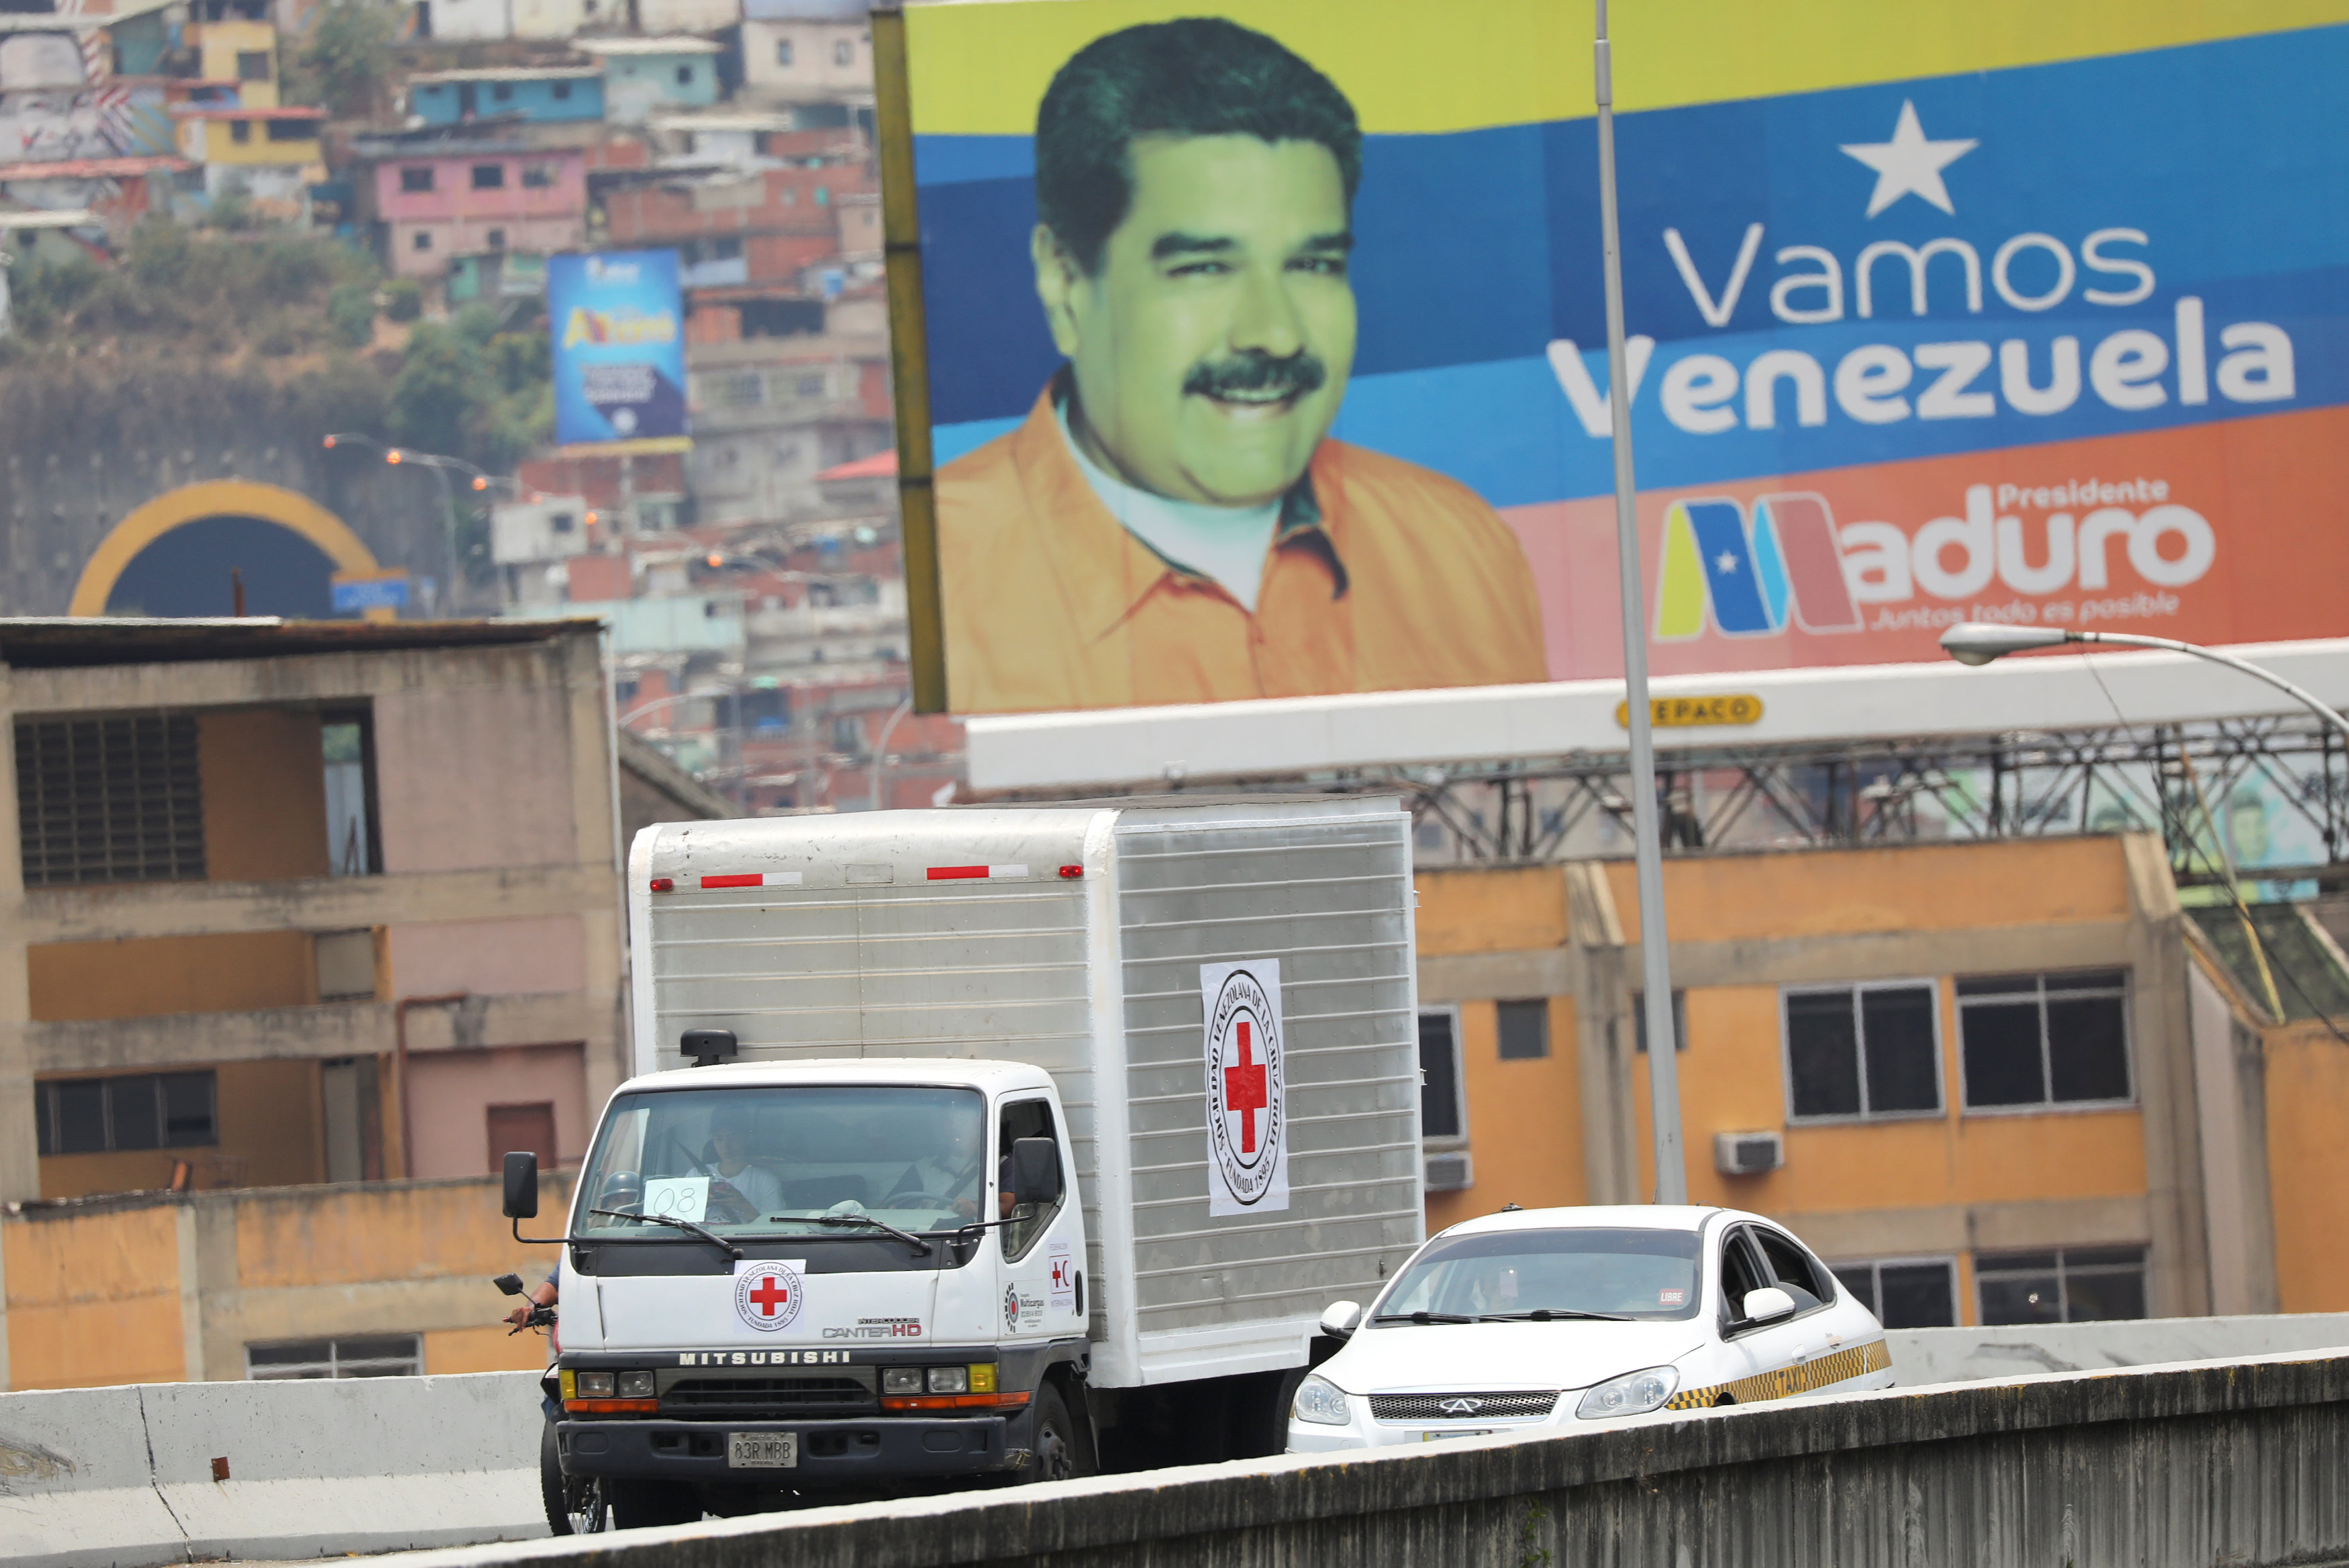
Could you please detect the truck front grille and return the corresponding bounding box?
[1368,1391,1558,1422]
[660,1375,877,1420]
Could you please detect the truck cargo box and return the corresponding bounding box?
[628,796,1425,1387]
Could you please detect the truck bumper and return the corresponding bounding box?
[558,1416,1012,1483]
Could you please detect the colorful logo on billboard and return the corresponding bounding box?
[1656,496,1859,639]
[546,250,688,448]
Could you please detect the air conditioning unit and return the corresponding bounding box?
[1713,1131,1785,1177]
[1423,1152,1474,1192]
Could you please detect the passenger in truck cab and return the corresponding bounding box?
[703,1105,785,1223]
[887,1108,989,1219]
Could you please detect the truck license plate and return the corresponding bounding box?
[728,1432,797,1469]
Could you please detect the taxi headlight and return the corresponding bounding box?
[1291,1373,1351,1426]
[1575,1365,1679,1419]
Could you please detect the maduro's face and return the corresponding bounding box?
[1036,134,1356,508]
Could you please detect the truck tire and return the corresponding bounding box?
[607,1477,701,1530]
[1027,1381,1096,1483]
[540,1422,608,1535]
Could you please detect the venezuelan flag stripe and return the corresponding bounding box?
[905,0,2349,137]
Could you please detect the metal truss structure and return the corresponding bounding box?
[1279,715,2349,888]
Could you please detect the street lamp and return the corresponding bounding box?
[1938,625,2349,741]
[324,433,498,608]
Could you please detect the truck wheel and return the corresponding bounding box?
[1027,1381,1095,1483]
[607,1477,701,1530]
[540,1423,608,1535]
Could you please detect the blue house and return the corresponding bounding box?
[405,67,605,127]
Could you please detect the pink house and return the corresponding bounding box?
[356,138,587,278]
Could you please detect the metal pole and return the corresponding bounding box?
[1595,0,1686,1204]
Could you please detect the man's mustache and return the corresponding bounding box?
[1183,350,1328,401]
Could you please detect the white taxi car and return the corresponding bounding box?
[1286,1205,1894,1451]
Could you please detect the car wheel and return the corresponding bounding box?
[1026,1381,1095,1483]
[1713,1394,1737,1408]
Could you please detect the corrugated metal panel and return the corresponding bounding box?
[1113,806,1422,1337]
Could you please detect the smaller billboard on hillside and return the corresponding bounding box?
[547,250,688,450]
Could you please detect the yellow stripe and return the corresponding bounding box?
[905,0,2349,138]
[1662,1339,1892,1411]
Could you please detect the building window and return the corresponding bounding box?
[486,227,506,250]
[400,166,434,193]
[1783,981,1940,1120]
[247,1335,422,1379]
[17,715,205,886]
[1630,989,1687,1053]
[1976,1247,2147,1325]
[775,38,793,66]
[521,162,556,189]
[36,1071,217,1155]
[674,64,694,85]
[470,162,505,190]
[236,48,271,81]
[1958,971,2132,1110]
[1418,1008,1466,1147]
[1832,1257,1958,1328]
[833,38,851,65]
[711,370,764,407]
[552,80,572,100]
[829,714,862,753]
[491,81,513,101]
[321,717,374,875]
[265,119,311,142]
[1496,998,1548,1060]
[413,230,433,251]
[229,118,252,143]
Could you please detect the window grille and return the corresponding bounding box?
[16,715,205,887]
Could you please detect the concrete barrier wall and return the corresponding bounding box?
[392,1349,2349,1568]
[1889,1311,2349,1385]
[0,1371,544,1568]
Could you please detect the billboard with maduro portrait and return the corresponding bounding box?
[881,0,2349,715]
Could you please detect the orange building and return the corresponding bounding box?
[1415,834,2349,1326]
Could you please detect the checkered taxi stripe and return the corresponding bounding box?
[1661,1339,1892,1410]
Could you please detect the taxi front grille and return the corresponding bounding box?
[1369,1391,1558,1422]
[660,1375,875,1419]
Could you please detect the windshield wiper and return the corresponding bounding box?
[1476,1310,1633,1323]
[1372,1311,1477,1325]
[807,1212,933,1256]
[590,1207,742,1259]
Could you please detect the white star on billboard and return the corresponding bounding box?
[1840,101,1977,217]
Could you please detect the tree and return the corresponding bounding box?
[289,0,400,120]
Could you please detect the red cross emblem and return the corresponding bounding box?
[749,1274,791,1317]
[1223,1019,1269,1155]
[1051,1257,1070,1288]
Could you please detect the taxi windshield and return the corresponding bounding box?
[574,1085,988,1238]
[1375,1227,1703,1322]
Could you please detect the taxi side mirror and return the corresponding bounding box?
[1319,1300,1363,1339]
[1736,1286,1796,1330]
[503,1151,540,1218]
[1009,1137,1062,1207]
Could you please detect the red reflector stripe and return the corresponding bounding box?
[927,866,986,880]
[701,874,762,888]
[697,872,803,889]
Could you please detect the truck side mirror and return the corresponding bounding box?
[1009,1137,1061,1207]
[503,1151,540,1219]
[1319,1300,1362,1339]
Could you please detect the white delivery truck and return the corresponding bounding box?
[503,796,1425,1524]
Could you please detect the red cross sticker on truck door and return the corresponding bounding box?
[1223,1021,1268,1155]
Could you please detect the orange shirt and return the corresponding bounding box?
[937,388,1550,714]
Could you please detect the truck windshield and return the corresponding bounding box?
[1375,1228,1704,1322]
[574,1085,989,1239]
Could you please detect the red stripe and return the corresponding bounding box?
[701,874,762,888]
[927,866,987,880]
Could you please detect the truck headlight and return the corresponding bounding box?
[926,1366,969,1394]
[617,1371,656,1399]
[882,1367,923,1395]
[576,1371,615,1398]
[1291,1373,1351,1426]
[1575,1365,1679,1419]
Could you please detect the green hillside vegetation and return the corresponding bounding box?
[2,223,552,471]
